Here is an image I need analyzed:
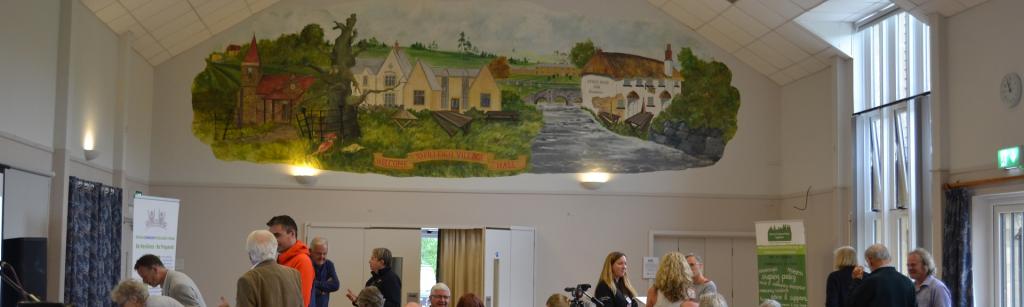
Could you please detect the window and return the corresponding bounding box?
[414,90,425,105]
[480,93,491,108]
[616,99,625,109]
[623,79,632,87]
[996,205,1024,307]
[363,75,369,85]
[420,228,438,305]
[853,11,930,274]
[385,73,397,87]
[385,93,396,106]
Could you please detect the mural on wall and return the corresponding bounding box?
[190,1,740,177]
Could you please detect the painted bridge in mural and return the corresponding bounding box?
[526,88,582,105]
[529,104,712,173]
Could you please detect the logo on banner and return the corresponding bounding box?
[767,224,792,242]
[146,210,168,229]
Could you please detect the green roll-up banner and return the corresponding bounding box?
[756,220,808,307]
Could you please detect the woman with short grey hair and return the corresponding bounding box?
[111,279,184,307]
[697,293,727,307]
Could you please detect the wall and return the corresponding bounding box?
[149,185,779,307]
[946,0,1024,179]
[778,66,844,307]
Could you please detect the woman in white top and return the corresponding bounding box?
[646,252,695,307]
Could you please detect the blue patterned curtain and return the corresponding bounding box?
[942,188,972,307]
[65,176,122,307]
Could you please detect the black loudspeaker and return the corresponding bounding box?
[2,238,46,307]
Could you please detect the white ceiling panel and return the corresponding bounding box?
[788,0,827,10]
[697,23,743,53]
[708,15,757,47]
[761,0,807,20]
[956,0,987,8]
[168,30,211,54]
[107,13,137,33]
[95,2,128,23]
[119,0,152,11]
[82,0,117,11]
[150,11,201,40]
[138,2,191,32]
[761,32,810,64]
[781,64,809,81]
[160,19,206,47]
[208,8,250,33]
[770,71,795,84]
[736,0,787,29]
[662,0,708,29]
[133,0,177,21]
[734,48,780,76]
[695,0,731,14]
[748,39,794,69]
[195,0,237,17]
[669,0,719,27]
[722,6,770,38]
[776,22,829,54]
[797,56,828,74]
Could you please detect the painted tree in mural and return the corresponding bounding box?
[308,14,393,140]
[569,39,596,68]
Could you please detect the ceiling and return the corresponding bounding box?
[80,0,986,85]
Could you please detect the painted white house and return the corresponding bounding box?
[580,44,683,122]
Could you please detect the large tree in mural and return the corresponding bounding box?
[309,14,393,140]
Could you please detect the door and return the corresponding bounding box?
[652,236,757,306]
[451,98,460,111]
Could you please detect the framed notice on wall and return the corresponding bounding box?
[131,195,180,294]
[755,220,807,307]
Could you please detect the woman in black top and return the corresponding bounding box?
[346,248,402,307]
[593,251,638,307]
[826,246,857,307]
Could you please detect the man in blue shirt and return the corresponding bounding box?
[907,248,952,307]
[310,237,340,307]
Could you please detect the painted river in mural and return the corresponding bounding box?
[529,103,713,173]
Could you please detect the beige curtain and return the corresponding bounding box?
[437,228,485,301]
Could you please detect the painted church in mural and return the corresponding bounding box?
[189,1,741,177]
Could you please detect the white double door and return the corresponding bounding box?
[652,236,757,306]
[305,226,422,307]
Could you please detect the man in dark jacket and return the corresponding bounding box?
[310,237,340,307]
[845,244,916,307]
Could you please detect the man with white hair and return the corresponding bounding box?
[218,230,304,307]
[907,248,951,307]
[846,244,915,307]
[428,283,451,307]
[758,299,781,307]
[310,237,340,307]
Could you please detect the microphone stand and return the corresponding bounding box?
[0,262,41,303]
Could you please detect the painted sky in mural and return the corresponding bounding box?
[190,0,741,177]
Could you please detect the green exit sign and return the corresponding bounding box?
[999,146,1021,169]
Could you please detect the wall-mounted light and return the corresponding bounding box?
[578,171,611,190]
[291,165,320,186]
[83,132,99,161]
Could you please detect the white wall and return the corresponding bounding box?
[0,0,59,149]
[946,0,1024,177]
[777,66,842,307]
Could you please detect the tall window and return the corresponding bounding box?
[385,73,397,87]
[996,205,1024,307]
[385,93,396,106]
[414,90,425,106]
[853,11,929,274]
[480,93,491,108]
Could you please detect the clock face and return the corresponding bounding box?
[1002,73,1023,108]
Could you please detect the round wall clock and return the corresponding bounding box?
[1002,72,1022,108]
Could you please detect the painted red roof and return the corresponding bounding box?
[243,36,260,63]
[256,74,316,101]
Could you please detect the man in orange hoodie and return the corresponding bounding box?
[267,215,315,307]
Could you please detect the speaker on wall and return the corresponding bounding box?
[1,238,46,307]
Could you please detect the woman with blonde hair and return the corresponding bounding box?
[646,252,694,306]
[545,293,570,307]
[593,251,638,307]
[826,246,857,307]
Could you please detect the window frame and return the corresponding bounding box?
[413,90,425,106]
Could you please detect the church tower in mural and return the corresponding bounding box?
[237,36,262,127]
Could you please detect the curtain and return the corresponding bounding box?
[437,228,484,300]
[942,188,972,307]
[65,176,122,307]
